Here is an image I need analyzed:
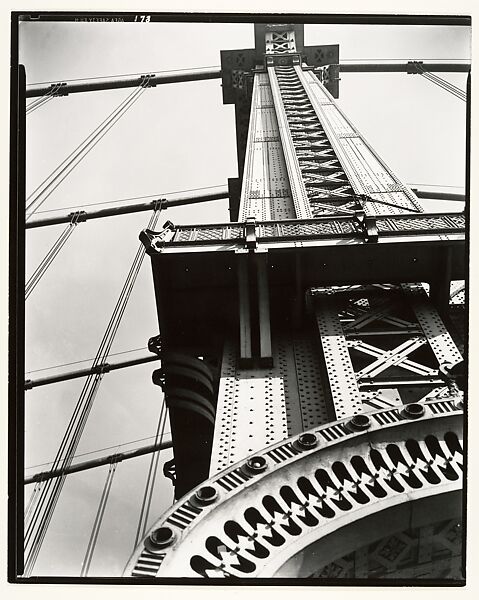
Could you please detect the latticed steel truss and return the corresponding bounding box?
[311,284,463,419]
[275,65,356,215]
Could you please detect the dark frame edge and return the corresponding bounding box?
[8,11,25,583]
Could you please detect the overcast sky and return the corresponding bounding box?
[19,19,469,576]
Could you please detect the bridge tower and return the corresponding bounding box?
[127,24,465,579]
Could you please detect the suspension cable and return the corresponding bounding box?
[133,398,168,549]
[24,481,42,520]
[142,409,168,539]
[26,83,62,115]
[25,212,81,300]
[23,203,162,576]
[80,460,119,577]
[415,63,467,101]
[421,69,467,98]
[26,83,146,217]
[422,71,466,101]
[26,76,152,218]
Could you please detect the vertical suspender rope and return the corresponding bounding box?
[26,83,61,115]
[25,212,81,299]
[132,399,168,550]
[24,202,163,576]
[80,458,119,577]
[142,410,168,538]
[26,76,152,219]
[415,63,467,101]
[24,481,42,520]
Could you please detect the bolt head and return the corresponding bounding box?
[347,414,371,432]
[298,432,318,449]
[144,526,175,553]
[402,403,425,419]
[194,485,218,505]
[246,456,267,473]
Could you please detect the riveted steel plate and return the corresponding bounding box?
[450,280,465,305]
[210,333,330,475]
[239,73,295,221]
[210,337,289,474]
[314,293,363,418]
[402,284,463,366]
[292,333,330,428]
[268,66,312,219]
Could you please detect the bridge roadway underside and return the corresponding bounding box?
[146,221,465,352]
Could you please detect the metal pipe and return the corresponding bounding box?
[25,63,470,99]
[25,355,160,390]
[25,67,222,98]
[25,437,173,484]
[26,188,229,229]
[339,62,470,73]
[412,190,465,202]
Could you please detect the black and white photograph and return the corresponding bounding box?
[8,7,470,584]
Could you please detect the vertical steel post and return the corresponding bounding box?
[237,252,252,367]
[255,251,272,366]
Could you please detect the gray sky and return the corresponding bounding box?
[20,19,469,576]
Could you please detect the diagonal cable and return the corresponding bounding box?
[26,77,152,218]
[80,460,118,577]
[24,204,162,576]
[25,212,81,299]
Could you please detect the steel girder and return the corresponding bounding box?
[124,398,463,578]
[311,284,463,420]
[136,23,466,580]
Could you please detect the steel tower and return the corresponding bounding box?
[126,24,465,579]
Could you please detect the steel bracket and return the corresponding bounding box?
[244,216,257,249]
[354,208,378,243]
[139,221,175,255]
[67,210,87,223]
[236,249,273,369]
[407,61,423,74]
[140,73,158,87]
[148,334,163,356]
[53,82,69,96]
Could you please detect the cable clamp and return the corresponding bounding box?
[151,198,165,212]
[67,210,87,224]
[94,363,110,375]
[140,73,156,87]
[407,60,423,74]
[244,216,257,249]
[354,209,377,243]
[140,221,175,255]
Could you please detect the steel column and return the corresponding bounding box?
[255,251,272,365]
[237,252,252,367]
[267,64,313,219]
